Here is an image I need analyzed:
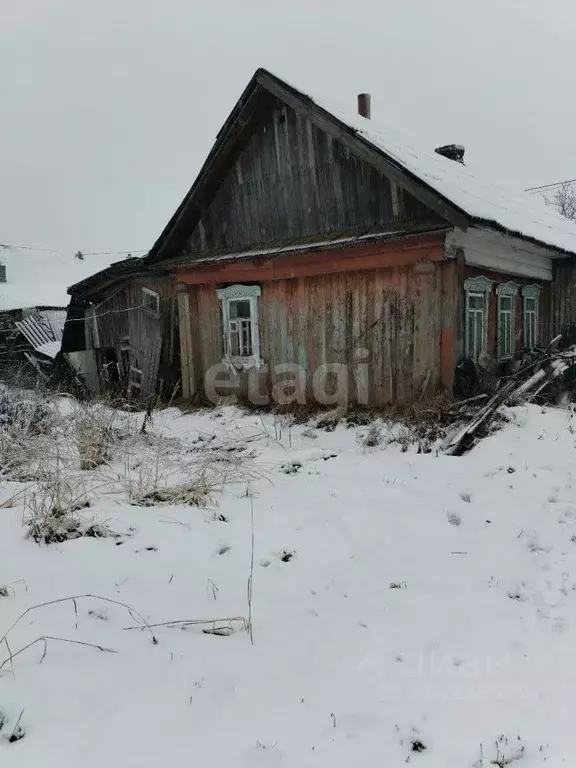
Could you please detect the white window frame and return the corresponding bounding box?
[464,276,493,360]
[142,287,160,317]
[522,284,541,350]
[496,282,519,360]
[216,284,262,370]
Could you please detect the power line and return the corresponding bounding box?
[0,244,61,255]
[525,178,576,193]
[80,249,147,257]
[63,294,172,325]
[0,244,148,258]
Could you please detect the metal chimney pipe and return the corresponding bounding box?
[357,93,371,119]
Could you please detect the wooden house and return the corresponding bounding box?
[68,69,576,406]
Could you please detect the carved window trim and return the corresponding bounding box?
[496,282,519,359]
[464,275,494,295]
[464,276,493,360]
[522,284,541,349]
[216,284,262,370]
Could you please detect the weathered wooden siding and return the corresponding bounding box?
[552,259,576,342]
[87,279,177,398]
[185,98,444,256]
[188,262,446,406]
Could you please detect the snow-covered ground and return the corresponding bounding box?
[1,402,576,766]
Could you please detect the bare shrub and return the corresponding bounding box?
[0,386,55,479]
[383,423,417,452]
[360,423,382,448]
[0,428,39,479]
[0,384,53,435]
[545,182,576,222]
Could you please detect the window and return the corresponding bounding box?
[228,299,254,356]
[464,276,493,360]
[496,283,519,360]
[142,287,160,316]
[216,284,261,368]
[467,292,486,360]
[522,284,541,349]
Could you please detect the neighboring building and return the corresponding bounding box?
[0,247,116,384]
[65,258,176,400]
[67,69,576,406]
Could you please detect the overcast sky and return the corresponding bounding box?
[2,0,576,257]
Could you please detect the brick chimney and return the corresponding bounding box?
[435,144,465,164]
[357,93,371,120]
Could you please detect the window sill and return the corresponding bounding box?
[223,355,263,372]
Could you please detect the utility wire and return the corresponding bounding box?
[525,178,576,193]
[0,244,147,258]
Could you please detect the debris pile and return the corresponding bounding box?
[445,337,576,456]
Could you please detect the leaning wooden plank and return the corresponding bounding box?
[444,380,517,456]
[519,348,576,402]
[22,352,49,382]
[509,368,548,403]
[527,359,572,401]
[547,334,563,354]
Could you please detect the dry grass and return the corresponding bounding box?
[0,388,267,539]
[23,468,113,544]
[359,422,382,448]
[0,387,56,480]
[72,403,128,470]
[0,594,159,673]
[122,434,174,502]
[133,469,220,507]
[130,448,266,507]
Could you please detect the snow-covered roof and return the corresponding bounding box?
[0,248,127,312]
[309,88,576,255]
[149,69,576,265]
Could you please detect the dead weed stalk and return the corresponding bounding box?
[0,594,158,672]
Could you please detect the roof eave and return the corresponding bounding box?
[473,219,576,258]
[67,257,149,298]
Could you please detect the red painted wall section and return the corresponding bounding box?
[174,234,447,285]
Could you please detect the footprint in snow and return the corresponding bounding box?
[280,461,301,475]
[446,510,461,527]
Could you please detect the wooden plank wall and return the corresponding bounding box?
[552,259,576,342]
[88,279,177,397]
[185,98,444,256]
[189,263,444,406]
